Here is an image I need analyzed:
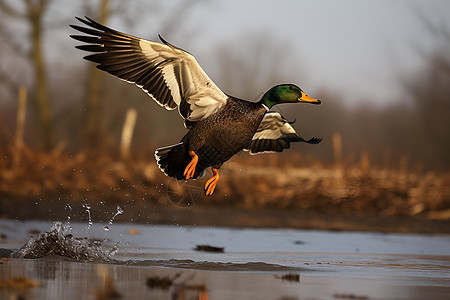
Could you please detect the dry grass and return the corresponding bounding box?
[0,145,449,225]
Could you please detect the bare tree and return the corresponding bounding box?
[0,0,55,149]
[213,31,304,101]
[80,0,203,148]
[82,0,110,147]
[402,18,450,168]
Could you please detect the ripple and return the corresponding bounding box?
[126,259,308,272]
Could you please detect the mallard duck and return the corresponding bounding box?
[70,16,322,196]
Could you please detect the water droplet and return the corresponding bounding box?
[108,243,119,256]
[82,203,92,228]
[103,226,109,231]
[108,205,124,225]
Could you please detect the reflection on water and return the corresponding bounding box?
[0,258,309,300]
[2,257,450,300]
[0,220,449,300]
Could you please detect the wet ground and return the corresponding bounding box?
[0,220,449,299]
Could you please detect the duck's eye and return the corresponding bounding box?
[288,86,294,90]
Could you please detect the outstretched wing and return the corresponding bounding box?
[70,16,228,122]
[245,112,321,155]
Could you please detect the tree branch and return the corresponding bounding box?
[159,0,204,36]
[0,0,26,18]
[39,0,50,13]
[0,67,21,96]
[0,22,29,58]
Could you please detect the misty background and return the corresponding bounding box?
[0,0,449,170]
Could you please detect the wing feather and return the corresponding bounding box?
[245,112,321,155]
[70,16,227,121]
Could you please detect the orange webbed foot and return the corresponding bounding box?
[184,151,198,180]
[204,168,219,196]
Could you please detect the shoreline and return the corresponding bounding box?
[3,204,450,234]
[1,148,449,234]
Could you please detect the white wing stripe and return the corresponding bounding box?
[161,64,181,104]
[138,37,227,121]
[252,113,297,140]
[72,17,227,122]
[245,112,309,155]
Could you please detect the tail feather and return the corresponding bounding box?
[154,142,205,180]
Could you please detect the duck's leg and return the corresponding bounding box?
[204,167,220,196]
[183,150,198,180]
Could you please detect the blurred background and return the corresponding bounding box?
[0,0,449,231]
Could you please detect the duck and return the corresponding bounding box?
[70,16,322,196]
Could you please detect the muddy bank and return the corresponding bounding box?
[0,146,449,233]
[2,200,449,234]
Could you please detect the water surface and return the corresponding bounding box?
[0,220,449,299]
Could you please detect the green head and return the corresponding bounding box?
[259,84,321,109]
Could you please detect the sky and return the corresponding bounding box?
[3,0,449,108]
[151,0,450,106]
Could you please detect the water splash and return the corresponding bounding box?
[12,222,115,262]
[104,205,124,231]
[65,203,72,224]
[82,203,93,228]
